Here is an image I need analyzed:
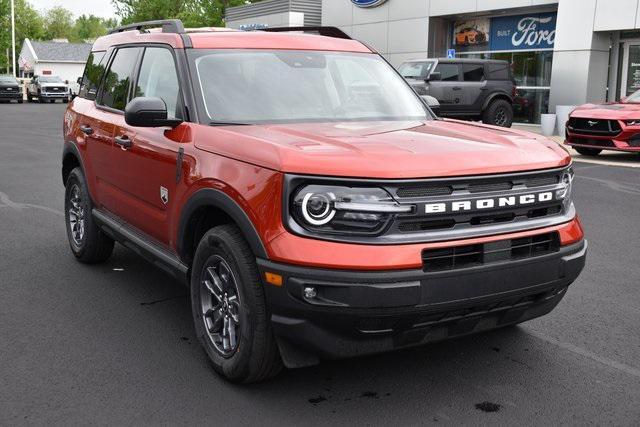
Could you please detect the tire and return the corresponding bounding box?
[50,99,55,103]
[64,167,114,263]
[191,224,282,383]
[482,99,514,127]
[18,99,23,104]
[574,147,602,156]
[38,96,43,103]
[63,98,68,104]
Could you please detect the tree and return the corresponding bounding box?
[73,15,109,42]
[44,6,74,40]
[112,0,254,28]
[0,0,45,74]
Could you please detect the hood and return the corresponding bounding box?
[193,119,570,179]
[571,102,640,120]
[40,83,67,88]
[0,82,19,88]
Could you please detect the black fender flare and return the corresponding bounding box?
[177,188,269,261]
[62,141,85,185]
[482,92,513,111]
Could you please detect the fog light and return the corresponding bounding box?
[304,287,317,299]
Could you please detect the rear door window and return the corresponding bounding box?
[98,47,142,111]
[462,63,485,82]
[434,63,460,81]
[486,62,510,80]
[79,51,107,100]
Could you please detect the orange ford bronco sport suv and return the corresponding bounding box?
[62,20,586,383]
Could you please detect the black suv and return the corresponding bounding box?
[399,58,515,127]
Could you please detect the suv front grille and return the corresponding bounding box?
[567,117,621,136]
[422,232,560,272]
[395,172,559,199]
[390,169,565,235]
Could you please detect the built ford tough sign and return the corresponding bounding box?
[62,20,587,383]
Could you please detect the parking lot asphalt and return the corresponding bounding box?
[1,103,639,425]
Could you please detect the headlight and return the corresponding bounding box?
[556,167,574,208]
[291,185,411,235]
[625,120,640,126]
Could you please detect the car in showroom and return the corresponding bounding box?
[565,91,640,156]
[62,20,586,383]
[399,58,516,127]
[0,75,23,103]
[455,27,487,46]
[27,75,70,103]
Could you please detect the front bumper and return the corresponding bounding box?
[565,129,640,153]
[258,239,586,367]
[39,92,68,99]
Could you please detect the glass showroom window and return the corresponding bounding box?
[460,51,553,124]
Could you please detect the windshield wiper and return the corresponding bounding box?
[209,121,251,126]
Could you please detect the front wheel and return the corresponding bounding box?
[191,224,282,383]
[64,167,114,263]
[482,99,513,127]
[574,147,602,157]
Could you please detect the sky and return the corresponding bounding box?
[28,0,117,19]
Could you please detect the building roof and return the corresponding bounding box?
[30,40,92,62]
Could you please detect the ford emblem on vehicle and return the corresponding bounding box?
[587,120,598,126]
[352,0,388,7]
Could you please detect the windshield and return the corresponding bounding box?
[624,90,640,103]
[0,76,18,83]
[39,76,63,83]
[399,61,435,80]
[190,50,430,124]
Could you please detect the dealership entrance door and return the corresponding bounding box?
[620,40,640,98]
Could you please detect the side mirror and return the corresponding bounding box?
[77,77,82,85]
[421,95,440,115]
[427,72,441,82]
[124,97,183,128]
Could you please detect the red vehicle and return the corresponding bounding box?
[62,20,586,383]
[565,91,640,156]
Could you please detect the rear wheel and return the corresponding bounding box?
[191,224,282,383]
[17,99,23,104]
[64,167,114,263]
[482,99,513,127]
[574,147,602,157]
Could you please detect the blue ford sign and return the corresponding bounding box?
[489,13,557,51]
[352,0,388,7]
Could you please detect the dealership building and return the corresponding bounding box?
[227,0,640,124]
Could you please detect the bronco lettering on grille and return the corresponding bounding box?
[424,191,554,214]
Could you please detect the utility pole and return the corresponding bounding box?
[11,0,16,77]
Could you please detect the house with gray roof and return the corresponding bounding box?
[18,38,92,86]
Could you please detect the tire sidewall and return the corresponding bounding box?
[64,169,92,258]
[485,99,513,127]
[191,229,259,380]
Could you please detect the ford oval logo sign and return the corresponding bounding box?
[352,0,388,7]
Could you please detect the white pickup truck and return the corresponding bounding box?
[26,75,70,103]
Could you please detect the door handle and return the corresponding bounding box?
[114,135,132,149]
[79,125,93,135]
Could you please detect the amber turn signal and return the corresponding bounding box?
[264,272,283,287]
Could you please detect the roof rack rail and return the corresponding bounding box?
[262,26,352,40]
[108,19,185,35]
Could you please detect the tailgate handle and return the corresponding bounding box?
[79,125,93,135]
[115,135,132,149]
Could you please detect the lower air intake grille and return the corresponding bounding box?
[422,232,560,272]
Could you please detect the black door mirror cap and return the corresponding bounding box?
[124,97,183,128]
[427,72,441,82]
